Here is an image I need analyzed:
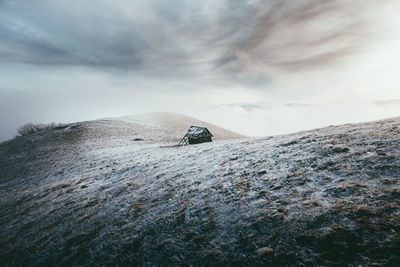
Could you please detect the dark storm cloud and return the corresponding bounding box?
[0,1,148,70]
[0,0,377,84]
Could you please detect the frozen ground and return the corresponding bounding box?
[116,112,246,141]
[0,115,399,266]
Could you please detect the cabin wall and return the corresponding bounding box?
[188,137,212,144]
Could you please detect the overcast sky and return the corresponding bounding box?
[1,0,400,141]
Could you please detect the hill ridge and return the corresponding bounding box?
[0,116,399,265]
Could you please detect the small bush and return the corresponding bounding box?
[17,122,59,136]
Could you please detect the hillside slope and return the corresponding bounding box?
[0,117,399,265]
[118,112,246,141]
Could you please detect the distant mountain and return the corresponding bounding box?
[0,116,399,266]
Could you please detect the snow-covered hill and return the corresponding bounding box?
[0,115,399,265]
[117,112,245,141]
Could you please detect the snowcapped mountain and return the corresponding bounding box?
[0,114,399,265]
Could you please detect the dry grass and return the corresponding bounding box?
[0,117,400,265]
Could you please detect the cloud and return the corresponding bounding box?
[219,103,271,112]
[0,0,379,86]
[374,99,400,107]
[218,101,313,112]
[285,103,312,108]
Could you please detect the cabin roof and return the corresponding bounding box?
[184,126,213,139]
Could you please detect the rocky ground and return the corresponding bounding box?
[0,115,399,266]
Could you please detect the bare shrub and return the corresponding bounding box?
[17,122,58,136]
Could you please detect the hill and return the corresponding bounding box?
[0,116,399,265]
[117,112,246,141]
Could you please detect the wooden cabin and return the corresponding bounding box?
[178,126,213,145]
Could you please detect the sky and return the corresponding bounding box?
[1,0,400,141]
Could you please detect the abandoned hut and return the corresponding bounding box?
[178,126,213,145]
